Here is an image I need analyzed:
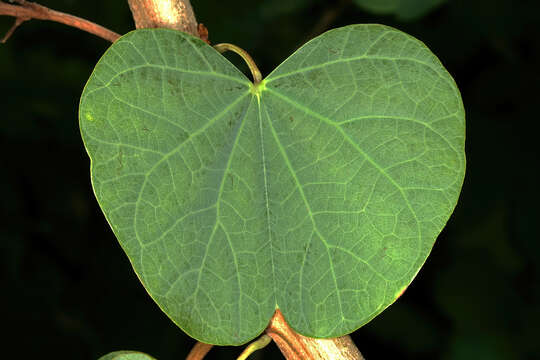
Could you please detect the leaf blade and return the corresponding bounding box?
[80,24,465,344]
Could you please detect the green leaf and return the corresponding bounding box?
[98,351,156,360]
[354,0,448,21]
[79,24,465,345]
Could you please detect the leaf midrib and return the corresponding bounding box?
[255,95,278,310]
[261,101,347,333]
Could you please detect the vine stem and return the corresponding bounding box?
[127,0,198,37]
[186,341,213,360]
[0,0,120,43]
[266,309,364,360]
[237,335,272,360]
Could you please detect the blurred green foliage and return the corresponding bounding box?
[1,0,539,359]
[353,0,448,21]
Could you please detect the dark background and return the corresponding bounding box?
[1,0,539,359]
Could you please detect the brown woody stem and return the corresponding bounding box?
[186,341,213,360]
[0,0,120,43]
[127,0,198,37]
[266,310,364,360]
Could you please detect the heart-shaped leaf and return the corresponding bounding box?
[79,24,465,345]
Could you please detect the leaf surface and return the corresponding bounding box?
[79,24,465,345]
[98,351,156,360]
